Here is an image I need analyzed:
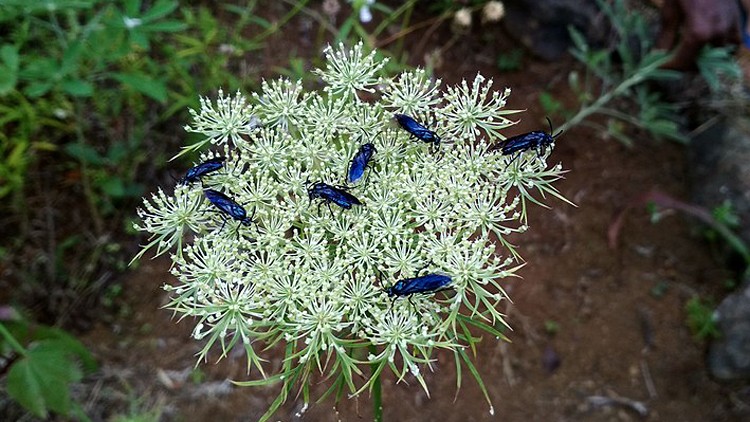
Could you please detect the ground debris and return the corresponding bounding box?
[586,394,649,417]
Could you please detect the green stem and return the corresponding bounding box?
[369,345,383,422]
[557,55,670,133]
[0,323,28,357]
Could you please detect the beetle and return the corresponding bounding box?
[307,181,363,216]
[394,113,441,149]
[382,271,453,309]
[489,117,561,165]
[203,188,256,233]
[347,142,377,186]
[178,157,225,185]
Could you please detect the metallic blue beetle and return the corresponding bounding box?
[347,142,377,185]
[179,157,225,185]
[490,117,561,163]
[394,113,441,148]
[307,181,363,215]
[383,272,453,308]
[203,189,255,231]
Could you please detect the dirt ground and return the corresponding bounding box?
[77,6,750,422]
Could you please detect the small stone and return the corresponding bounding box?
[708,282,750,380]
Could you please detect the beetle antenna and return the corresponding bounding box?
[546,116,564,138]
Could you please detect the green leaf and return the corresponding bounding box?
[61,79,93,97]
[457,314,510,341]
[130,30,150,49]
[457,348,493,415]
[106,142,130,163]
[122,181,145,197]
[24,81,53,97]
[538,92,562,116]
[64,143,105,165]
[567,26,588,54]
[141,0,178,21]
[111,72,167,102]
[124,0,142,16]
[0,67,18,94]
[60,41,84,75]
[231,370,288,387]
[0,45,19,93]
[30,326,97,373]
[142,20,188,32]
[0,45,19,70]
[7,340,85,418]
[99,177,126,197]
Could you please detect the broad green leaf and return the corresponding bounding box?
[130,30,149,49]
[111,72,167,102]
[61,41,84,75]
[106,142,130,162]
[64,143,105,165]
[30,326,97,373]
[7,340,84,418]
[24,81,53,97]
[0,45,19,70]
[0,45,19,93]
[0,67,17,94]
[124,0,142,16]
[99,176,126,197]
[61,79,93,97]
[122,181,145,197]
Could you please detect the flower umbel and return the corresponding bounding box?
[179,89,258,159]
[315,41,388,99]
[133,43,570,419]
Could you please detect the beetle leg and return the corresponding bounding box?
[363,168,371,190]
[388,297,396,313]
[504,152,521,169]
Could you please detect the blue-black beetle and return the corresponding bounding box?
[307,181,363,216]
[179,157,225,185]
[347,142,377,185]
[203,189,256,232]
[394,113,441,149]
[490,117,561,164]
[382,271,453,309]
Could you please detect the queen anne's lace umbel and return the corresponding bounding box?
[134,41,570,416]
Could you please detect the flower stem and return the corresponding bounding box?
[0,323,27,357]
[557,54,670,133]
[370,345,383,422]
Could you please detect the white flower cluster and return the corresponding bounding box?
[134,41,569,415]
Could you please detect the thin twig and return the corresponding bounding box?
[640,360,657,399]
[587,394,649,417]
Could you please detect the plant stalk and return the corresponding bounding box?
[558,55,670,133]
[370,345,383,422]
[0,323,28,357]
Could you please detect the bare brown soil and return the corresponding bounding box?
[78,7,749,422]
